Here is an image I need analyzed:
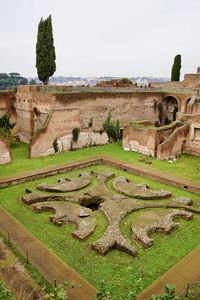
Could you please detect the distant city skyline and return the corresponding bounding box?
[1,0,200,78]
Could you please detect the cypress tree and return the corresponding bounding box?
[171,54,181,81]
[36,15,56,85]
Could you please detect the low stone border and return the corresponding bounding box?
[101,157,200,195]
[0,157,200,195]
[0,158,101,188]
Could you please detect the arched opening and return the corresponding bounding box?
[161,96,179,125]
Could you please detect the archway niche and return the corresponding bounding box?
[161,96,179,125]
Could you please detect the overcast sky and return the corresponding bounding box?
[1,0,199,78]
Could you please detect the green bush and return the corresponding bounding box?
[44,282,68,300]
[103,113,121,142]
[151,284,179,300]
[0,114,17,145]
[0,114,15,132]
[72,128,80,142]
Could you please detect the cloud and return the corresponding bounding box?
[0,0,199,77]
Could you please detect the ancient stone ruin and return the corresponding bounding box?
[21,169,200,257]
[0,67,200,163]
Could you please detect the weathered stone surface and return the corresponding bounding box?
[113,176,171,199]
[174,197,193,205]
[21,191,72,204]
[132,209,193,248]
[37,172,91,192]
[92,197,137,256]
[72,132,108,149]
[33,202,95,240]
[78,171,114,206]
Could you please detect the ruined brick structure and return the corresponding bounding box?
[0,69,200,163]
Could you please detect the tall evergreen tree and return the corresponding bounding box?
[36,15,56,85]
[171,54,181,81]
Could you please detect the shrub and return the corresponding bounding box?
[44,282,68,300]
[0,114,15,132]
[0,114,17,145]
[53,138,59,153]
[72,128,80,142]
[151,284,179,300]
[103,113,121,142]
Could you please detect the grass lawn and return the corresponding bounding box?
[0,142,199,183]
[0,164,200,299]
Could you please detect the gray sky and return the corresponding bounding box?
[1,0,200,78]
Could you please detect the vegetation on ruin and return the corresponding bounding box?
[0,165,200,299]
[36,15,56,85]
[103,112,121,141]
[171,54,182,81]
[0,114,17,145]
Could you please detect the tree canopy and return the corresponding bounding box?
[171,54,181,81]
[36,15,56,85]
[0,73,28,90]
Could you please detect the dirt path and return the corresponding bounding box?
[0,207,96,300]
[0,239,43,300]
[138,245,200,299]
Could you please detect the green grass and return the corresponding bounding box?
[0,142,200,183]
[0,164,200,299]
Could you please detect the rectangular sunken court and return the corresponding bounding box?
[0,158,200,299]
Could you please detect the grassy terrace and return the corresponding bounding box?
[0,143,199,299]
[0,142,199,183]
[0,163,200,299]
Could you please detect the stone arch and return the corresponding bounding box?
[161,96,179,125]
